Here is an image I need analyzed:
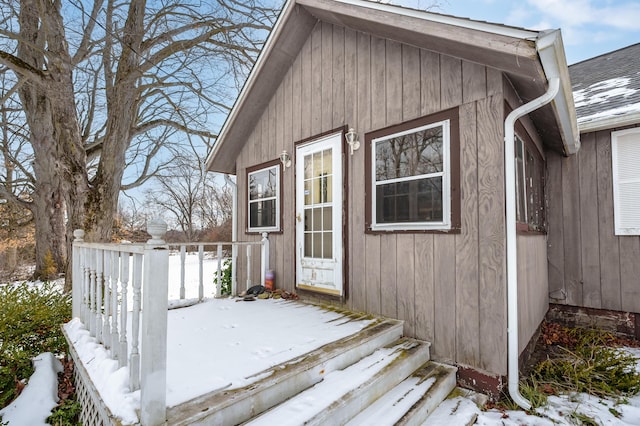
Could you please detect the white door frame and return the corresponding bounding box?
[295,131,344,296]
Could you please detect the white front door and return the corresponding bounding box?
[295,132,343,296]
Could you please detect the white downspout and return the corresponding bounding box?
[224,174,238,296]
[505,77,560,410]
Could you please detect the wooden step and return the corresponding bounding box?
[246,338,432,426]
[347,362,457,426]
[166,317,404,425]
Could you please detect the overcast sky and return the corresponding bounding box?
[393,0,640,64]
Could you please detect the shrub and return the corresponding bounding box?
[0,281,71,408]
[46,398,81,426]
[42,251,58,280]
[213,258,232,296]
[531,326,640,399]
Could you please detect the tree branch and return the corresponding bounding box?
[0,51,47,85]
[131,119,217,139]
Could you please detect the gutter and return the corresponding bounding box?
[578,111,640,133]
[536,30,581,155]
[224,174,238,295]
[505,77,560,411]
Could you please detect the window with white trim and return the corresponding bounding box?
[247,163,280,232]
[612,128,640,235]
[371,119,451,230]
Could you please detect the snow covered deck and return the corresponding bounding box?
[65,222,457,425]
[64,297,380,425]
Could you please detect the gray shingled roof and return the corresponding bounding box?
[570,43,640,126]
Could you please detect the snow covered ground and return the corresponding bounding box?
[4,261,640,425]
[5,339,640,425]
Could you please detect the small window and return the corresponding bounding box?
[247,162,281,232]
[514,134,545,232]
[366,109,460,232]
[612,128,640,235]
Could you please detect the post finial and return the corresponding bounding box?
[73,229,85,242]
[146,219,168,244]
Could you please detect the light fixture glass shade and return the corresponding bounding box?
[345,128,360,155]
[280,150,291,168]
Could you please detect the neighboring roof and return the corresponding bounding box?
[570,43,640,133]
[206,0,579,173]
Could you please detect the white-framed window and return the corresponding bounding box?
[612,127,640,235]
[247,163,281,232]
[371,119,451,231]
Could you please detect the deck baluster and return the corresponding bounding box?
[261,233,269,286]
[102,252,111,349]
[198,244,204,301]
[180,245,186,299]
[120,253,130,368]
[89,248,97,336]
[110,251,120,358]
[95,249,104,343]
[83,248,91,325]
[130,253,143,390]
[246,244,252,289]
[216,244,223,297]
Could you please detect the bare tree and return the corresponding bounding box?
[0,0,276,283]
[145,156,205,242]
[145,154,232,242]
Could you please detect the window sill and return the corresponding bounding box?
[516,222,546,235]
[366,225,460,235]
[246,229,282,235]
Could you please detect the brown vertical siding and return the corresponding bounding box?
[517,235,548,353]
[234,22,514,376]
[547,123,640,314]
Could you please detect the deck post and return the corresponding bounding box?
[72,230,85,319]
[140,219,169,426]
[261,232,269,286]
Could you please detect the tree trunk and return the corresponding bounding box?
[84,0,146,243]
[17,0,88,287]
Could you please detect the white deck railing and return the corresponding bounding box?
[71,220,269,425]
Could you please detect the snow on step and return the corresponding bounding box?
[346,375,434,425]
[347,362,457,426]
[247,339,429,426]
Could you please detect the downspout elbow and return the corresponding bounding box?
[505,77,560,411]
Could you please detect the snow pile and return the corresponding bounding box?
[0,353,62,426]
[64,318,140,424]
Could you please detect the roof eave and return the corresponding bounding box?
[536,30,581,155]
[205,0,305,174]
[326,0,539,40]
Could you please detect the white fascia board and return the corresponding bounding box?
[536,30,581,155]
[205,0,298,171]
[331,0,539,40]
[579,112,640,134]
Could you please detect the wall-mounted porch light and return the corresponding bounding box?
[345,128,360,155]
[280,150,291,168]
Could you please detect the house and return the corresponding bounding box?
[205,0,580,402]
[546,44,640,330]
